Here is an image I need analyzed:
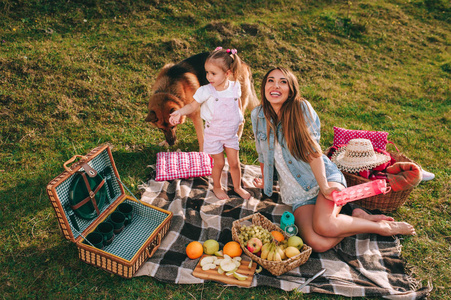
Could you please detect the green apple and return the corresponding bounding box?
[287,236,303,250]
[203,239,220,255]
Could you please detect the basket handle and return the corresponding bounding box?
[145,232,162,258]
[387,141,400,152]
[63,155,88,172]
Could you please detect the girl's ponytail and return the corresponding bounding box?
[207,47,243,81]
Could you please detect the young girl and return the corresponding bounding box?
[252,67,415,252]
[169,47,251,200]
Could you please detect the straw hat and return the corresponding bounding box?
[331,138,391,173]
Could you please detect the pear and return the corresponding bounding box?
[287,236,303,250]
[285,246,301,258]
[203,239,220,255]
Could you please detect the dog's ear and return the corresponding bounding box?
[145,110,158,122]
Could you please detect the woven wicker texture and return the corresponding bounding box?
[342,152,415,212]
[232,213,312,276]
[47,145,173,278]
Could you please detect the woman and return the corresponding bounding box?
[251,67,415,252]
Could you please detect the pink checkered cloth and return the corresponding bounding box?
[155,152,213,181]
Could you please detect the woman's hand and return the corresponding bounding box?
[253,177,264,189]
[321,186,342,201]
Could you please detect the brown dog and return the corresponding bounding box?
[145,52,259,151]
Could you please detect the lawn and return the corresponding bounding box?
[1,0,450,299]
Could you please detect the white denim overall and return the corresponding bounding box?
[203,83,244,155]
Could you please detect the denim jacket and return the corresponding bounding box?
[251,100,337,196]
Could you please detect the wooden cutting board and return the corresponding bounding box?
[192,255,257,287]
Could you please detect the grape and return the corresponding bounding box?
[238,224,272,246]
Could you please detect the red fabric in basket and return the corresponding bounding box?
[155,152,213,181]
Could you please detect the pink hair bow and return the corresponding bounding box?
[214,47,223,51]
[227,48,237,55]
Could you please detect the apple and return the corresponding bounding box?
[246,237,263,254]
[287,236,304,250]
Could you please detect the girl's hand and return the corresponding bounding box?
[253,177,264,189]
[169,111,181,125]
[321,186,342,201]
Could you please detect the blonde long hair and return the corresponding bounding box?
[260,67,322,162]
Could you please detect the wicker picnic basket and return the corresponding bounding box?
[340,151,417,212]
[47,144,173,278]
[232,213,312,276]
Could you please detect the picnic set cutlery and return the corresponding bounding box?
[275,268,326,290]
[47,144,173,278]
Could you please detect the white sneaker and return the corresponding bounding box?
[421,169,435,181]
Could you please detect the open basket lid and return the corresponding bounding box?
[47,144,125,242]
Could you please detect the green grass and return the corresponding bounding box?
[1,0,450,299]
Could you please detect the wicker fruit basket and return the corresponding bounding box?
[340,151,416,212]
[232,213,312,276]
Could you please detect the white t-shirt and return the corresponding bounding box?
[193,81,241,123]
[274,141,320,204]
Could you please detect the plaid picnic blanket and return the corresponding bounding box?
[136,162,431,299]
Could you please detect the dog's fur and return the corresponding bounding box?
[145,52,259,151]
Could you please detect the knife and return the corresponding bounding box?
[65,203,80,232]
[296,268,326,291]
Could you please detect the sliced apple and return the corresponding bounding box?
[220,258,237,272]
[214,250,223,257]
[201,263,217,271]
[233,272,248,281]
[200,256,215,267]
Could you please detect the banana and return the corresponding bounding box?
[274,251,282,262]
[277,246,287,260]
[261,243,271,252]
[267,248,275,261]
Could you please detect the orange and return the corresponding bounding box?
[186,241,203,259]
[222,241,242,257]
[271,230,285,242]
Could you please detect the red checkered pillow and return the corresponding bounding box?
[333,126,390,150]
[155,152,213,181]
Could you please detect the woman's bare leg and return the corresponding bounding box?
[352,208,394,222]
[312,182,415,238]
[210,153,229,200]
[294,204,344,253]
[224,147,250,199]
[294,182,415,252]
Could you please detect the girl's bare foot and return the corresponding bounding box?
[352,208,395,222]
[379,220,416,236]
[234,187,251,200]
[213,187,229,200]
